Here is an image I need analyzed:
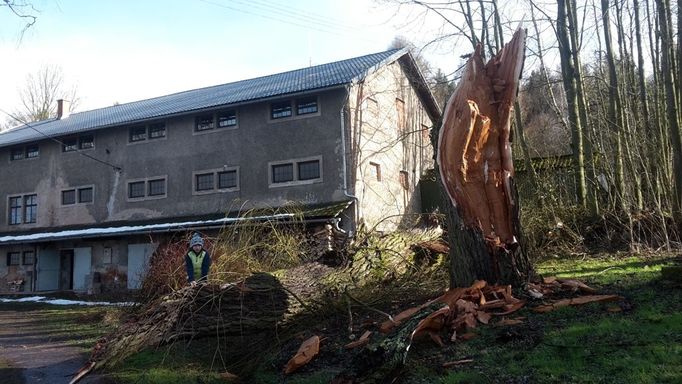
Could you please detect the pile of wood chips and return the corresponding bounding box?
[284,277,623,374]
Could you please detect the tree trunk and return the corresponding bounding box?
[436,28,532,288]
[557,0,589,209]
[656,0,682,217]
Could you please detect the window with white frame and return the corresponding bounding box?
[269,157,322,186]
[296,97,318,115]
[271,101,292,119]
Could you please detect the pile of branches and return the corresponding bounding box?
[70,273,289,384]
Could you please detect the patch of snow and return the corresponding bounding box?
[0,296,134,306]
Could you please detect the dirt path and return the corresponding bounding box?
[0,309,108,384]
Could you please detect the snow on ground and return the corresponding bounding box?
[0,296,134,306]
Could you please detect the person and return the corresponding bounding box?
[185,233,211,286]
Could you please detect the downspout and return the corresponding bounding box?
[340,84,358,237]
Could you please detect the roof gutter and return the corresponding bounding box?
[340,85,358,236]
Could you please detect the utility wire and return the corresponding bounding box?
[0,109,123,172]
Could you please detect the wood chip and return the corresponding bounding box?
[442,359,474,368]
[284,335,320,374]
[344,331,372,349]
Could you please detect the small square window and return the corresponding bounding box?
[62,138,78,152]
[195,115,215,131]
[298,160,320,180]
[148,179,166,196]
[149,123,166,139]
[272,163,294,183]
[10,147,24,161]
[195,173,214,191]
[25,145,39,158]
[23,251,35,265]
[218,170,237,189]
[271,101,292,119]
[8,252,20,266]
[79,135,94,150]
[62,190,76,205]
[128,181,145,198]
[296,97,318,115]
[130,126,147,142]
[218,111,237,128]
[78,187,93,203]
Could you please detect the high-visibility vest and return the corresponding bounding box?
[188,250,206,280]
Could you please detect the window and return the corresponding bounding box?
[298,160,320,180]
[9,197,21,225]
[149,123,166,139]
[8,194,37,225]
[400,170,409,190]
[396,98,406,135]
[218,170,237,189]
[271,101,292,119]
[195,173,214,191]
[23,251,35,265]
[7,252,20,266]
[129,122,166,143]
[78,187,93,203]
[24,195,37,223]
[270,157,322,186]
[218,111,237,128]
[193,168,239,193]
[195,115,215,131]
[62,190,76,205]
[128,181,145,198]
[62,138,78,152]
[296,97,318,115]
[128,178,167,200]
[10,148,24,161]
[370,162,382,182]
[78,135,94,150]
[421,124,430,141]
[129,126,147,142]
[26,145,39,158]
[148,179,166,196]
[272,163,294,183]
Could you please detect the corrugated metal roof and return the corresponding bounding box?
[0,49,405,148]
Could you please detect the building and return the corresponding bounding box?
[0,48,440,293]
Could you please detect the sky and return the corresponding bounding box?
[0,0,468,117]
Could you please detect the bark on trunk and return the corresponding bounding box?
[436,28,532,288]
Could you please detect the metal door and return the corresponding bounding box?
[127,243,157,289]
[73,247,92,291]
[37,248,59,291]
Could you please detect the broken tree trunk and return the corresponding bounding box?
[437,28,532,287]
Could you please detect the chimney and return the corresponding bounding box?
[57,99,71,119]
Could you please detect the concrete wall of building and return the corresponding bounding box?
[0,88,349,233]
[347,61,435,231]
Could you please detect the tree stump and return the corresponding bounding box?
[437,28,533,287]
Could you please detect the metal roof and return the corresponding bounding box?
[0,48,407,148]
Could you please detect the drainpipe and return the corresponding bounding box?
[340,85,358,237]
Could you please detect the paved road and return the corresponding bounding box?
[0,309,108,384]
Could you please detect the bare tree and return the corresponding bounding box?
[13,65,79,124]
[1,0,38,40]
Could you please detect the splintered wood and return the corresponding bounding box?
[437,28,526,246]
